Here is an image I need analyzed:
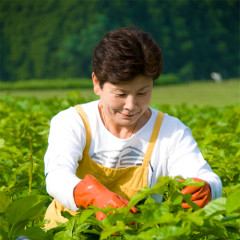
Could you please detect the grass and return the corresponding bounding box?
[0,79,239,107]
[151,79,240,107]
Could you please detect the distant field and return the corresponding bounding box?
[1,79,239,107]
[151,79,240,107]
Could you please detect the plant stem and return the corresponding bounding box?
[29,134,33,196]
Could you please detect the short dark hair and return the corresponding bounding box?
[92,25,163,87]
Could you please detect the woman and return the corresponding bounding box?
[44,26,222,228]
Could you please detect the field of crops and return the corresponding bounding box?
[0,92,240,240]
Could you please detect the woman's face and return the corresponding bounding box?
[92,73,153,128]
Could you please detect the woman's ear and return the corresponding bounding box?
[92,72,101,95]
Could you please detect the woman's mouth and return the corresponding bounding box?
[120,112,136,118]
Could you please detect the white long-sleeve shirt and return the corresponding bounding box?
[44,100,222,211]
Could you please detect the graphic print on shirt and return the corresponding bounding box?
[91,146,145,168]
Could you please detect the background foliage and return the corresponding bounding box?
[0,93,239,239]
[0,0,239,82]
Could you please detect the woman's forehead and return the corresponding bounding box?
[105,75,153,90]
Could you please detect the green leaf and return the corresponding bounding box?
[16,226,48,240]
[181,178,204,187]
[63,217,77,237]
[100,221,125,240]
[0,192,11,212]
[187,211,204,226]
[128,189,149,208]
[0,229,8,240]
[203,197,226,219]
[129,177,171,208]
[125,225,189,239]
[171,192,183,205]
[53,231,67,240]
[6,195,48,237]
[7,220,27,239]
[226,188,240,214]
[74,223,91,234]
[157,225,190,238]
[60,211,73,220]
[138,204,176,226]
[182,193,201,210]
[6,195,48,225]
[78,209,96,224]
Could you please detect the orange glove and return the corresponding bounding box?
[180,178,211,209]
[74,174,137,220]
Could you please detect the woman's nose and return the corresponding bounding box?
[124,95,136,111]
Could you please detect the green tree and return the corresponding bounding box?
[0,0,239,81]
[56,14,112,77]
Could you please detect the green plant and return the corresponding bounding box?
[0,94,239,239]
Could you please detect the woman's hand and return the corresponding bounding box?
[180,178,212,208]
[74,174,137,220]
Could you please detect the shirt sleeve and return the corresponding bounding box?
[44,107,86,211]
[166,117,222,200]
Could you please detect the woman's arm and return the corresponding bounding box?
[166,117,222,201]
[44,107,86,211]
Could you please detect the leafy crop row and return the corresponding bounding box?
[0,93,239,239]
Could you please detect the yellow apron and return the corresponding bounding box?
[44,105,164,229]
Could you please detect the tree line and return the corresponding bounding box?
[0,0,239,82]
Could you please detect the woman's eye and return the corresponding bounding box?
[138,92,146,96]
[116,94,126,97]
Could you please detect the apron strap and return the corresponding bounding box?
[142,111,164,167]
[74,105,92,153]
